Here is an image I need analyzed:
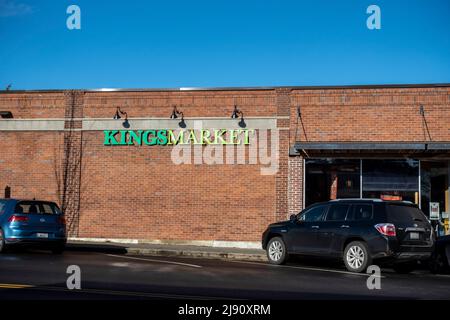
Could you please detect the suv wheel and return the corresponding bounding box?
[0,229,7,254]
[266,237,288,265]
[393,262,416,274]
[343,241,372,273]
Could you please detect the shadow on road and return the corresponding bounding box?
[64,243,128,254]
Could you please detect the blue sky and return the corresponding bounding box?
[0,0,449,89]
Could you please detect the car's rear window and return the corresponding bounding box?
[387,204,426,224]
[15,201,61,215]
[326,204,350,221]
[348,204,373,221]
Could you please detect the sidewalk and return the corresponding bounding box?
[66,240,267,262]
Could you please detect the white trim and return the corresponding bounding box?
[0,117,287,131]
[0,119,65,131]
[3,116,289,121]
[83,118,278,130]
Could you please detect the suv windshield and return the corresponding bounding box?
[15,201,62,215]
[387,204,426,224]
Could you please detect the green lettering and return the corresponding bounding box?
[187,130,200,144]
[119,131,128,145]
[128,130,143,145]
[157,130,168,145]
[103,130,119,145]
[243,129,254,145]
[200,129,212,145]
[213,129,228,145]
[167,130,185,145]
[143,130,157,145]
[229,130,240,145]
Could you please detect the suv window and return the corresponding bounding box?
[325,204,350,221]
[299,205,327,222]
[387,204,426,224]
[15,201,61,215]
[350,204,373,221]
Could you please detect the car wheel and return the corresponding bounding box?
[393,262,416,274]
[266,237,288,265]
[343,241,372,273]
[0,229,7,253]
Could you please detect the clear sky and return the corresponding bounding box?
[0,0,449,90]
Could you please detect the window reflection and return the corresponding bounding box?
[305,159,360,207]
[305,159,421,207]
[362,159,419,204]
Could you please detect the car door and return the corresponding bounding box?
[342,203,375,250]
[286,204,328,254]
[317,203,351,256]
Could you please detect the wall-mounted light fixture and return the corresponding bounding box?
[231,105,246,128]
[4,185,11,198]
[170,105,186,128]
[113,107,130,128]
[0,111,13,119]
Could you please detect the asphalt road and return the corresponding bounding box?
[0,249,449,300]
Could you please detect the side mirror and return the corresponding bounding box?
[289,214,297,222]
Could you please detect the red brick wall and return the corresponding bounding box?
[78,90,280,241]
[0,86,449,243]
[0,131,63,203]
[0,91,66,208]
[0,92,65,118]
[290,87,450,142]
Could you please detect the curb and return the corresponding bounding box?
[66,242,268,262]
[125,247,268,262]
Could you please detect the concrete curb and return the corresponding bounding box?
[124,247,268,262]
[66,241,268,262]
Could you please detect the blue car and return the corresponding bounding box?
[0,199,66,254]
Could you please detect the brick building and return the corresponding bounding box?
[0,84,449,248]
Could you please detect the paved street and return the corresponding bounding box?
[0,249,449,300]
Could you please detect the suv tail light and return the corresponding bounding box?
[375,223,396,237]
[8,215,29,223]
[58,216,66,225]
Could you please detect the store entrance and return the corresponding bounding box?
[421,160,449,236]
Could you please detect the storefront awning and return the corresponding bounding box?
[291,142,450,158]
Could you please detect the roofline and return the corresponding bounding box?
[1,83,450,94]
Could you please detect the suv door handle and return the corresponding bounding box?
[340,225,350,228]
[311,225,320,229]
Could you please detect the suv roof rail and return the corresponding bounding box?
[330,198,383,202]
[330,198,417,205]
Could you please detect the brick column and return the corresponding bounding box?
[59,90,84,237]
[288,155,304,215]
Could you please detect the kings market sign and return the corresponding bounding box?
[103,129,254,146]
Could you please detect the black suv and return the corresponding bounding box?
[262,199,435,273]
